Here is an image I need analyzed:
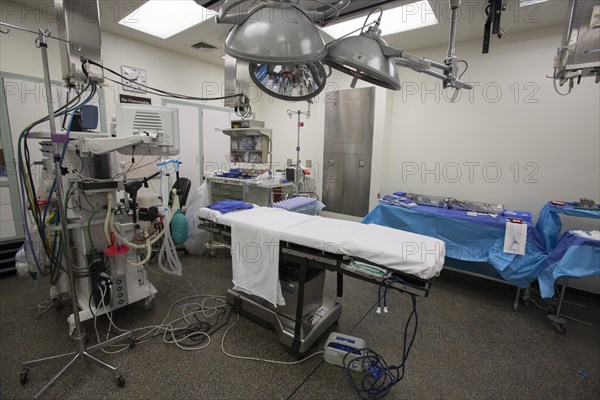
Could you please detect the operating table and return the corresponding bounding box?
[197,207,445,355]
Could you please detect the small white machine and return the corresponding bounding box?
[115,104,180,155]
[324,332,367,372]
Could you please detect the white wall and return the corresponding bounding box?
[385,25,600,223]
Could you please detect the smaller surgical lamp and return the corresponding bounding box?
[324,0,473,91]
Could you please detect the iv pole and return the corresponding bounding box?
[286,105,310,196]
[8,26,133,398]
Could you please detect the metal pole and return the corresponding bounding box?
[287,108,310,196]
[295,111,301,196]
[447,0,461,59]
[39,30,57,137]
[38,29,85,351]
[447,7,458,59]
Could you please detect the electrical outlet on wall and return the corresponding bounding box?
[121,65,147,93]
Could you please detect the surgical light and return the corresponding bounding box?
[219,1,328,64]
[324,23,402,90]
[217,0,350,102]
[324,1,473,92]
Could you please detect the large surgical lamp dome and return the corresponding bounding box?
[221,3,326,64]
[249,62,328,102]
[217,0,350,101]
[324,25,401,90]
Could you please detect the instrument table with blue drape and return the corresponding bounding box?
[362,203,548,287]
[536,201,600,250]
[538,230,600,298]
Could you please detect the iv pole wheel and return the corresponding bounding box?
[553,322,566,335]
[142,297,155,310]
[52,297,63,310]
[19,369,29,385]
[116,375,126,387]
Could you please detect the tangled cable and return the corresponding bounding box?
[91,294,233,353]
[343,280,419,400]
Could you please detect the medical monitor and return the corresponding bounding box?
[115,104,180,156]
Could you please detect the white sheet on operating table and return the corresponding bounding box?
[229,210,317,307]
[197,207,445,303]
[339,224,446,279]
[280,218,369,253]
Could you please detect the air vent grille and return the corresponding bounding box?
[191,41,218,52]
[133,111,163,132]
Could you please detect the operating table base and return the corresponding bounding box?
[20,330,133,398]
[227,289,341,356]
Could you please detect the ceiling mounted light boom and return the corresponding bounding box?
[325,0,473,92]
[217,0,350,102]
[217,0,350,64]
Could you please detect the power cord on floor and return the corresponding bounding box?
[221,312,324,365]
[89,293,232,353]
[342,279,419,400]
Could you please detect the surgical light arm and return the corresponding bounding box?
[390,53,473,90]
[383,0,472,90]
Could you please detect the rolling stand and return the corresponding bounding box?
[18,28,133,398]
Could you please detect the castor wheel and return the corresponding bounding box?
[116,375,125,387]
[142,298,155,310]
[553,322,566,335]
[20,369,29,385]
[52,297,63,310]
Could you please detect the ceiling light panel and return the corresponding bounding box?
[322,0,438,39]
[118,0,217,39]
[520,0,549,7]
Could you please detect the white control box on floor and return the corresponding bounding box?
[323,332,367,372]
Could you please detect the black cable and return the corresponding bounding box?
[85,59,248,102]
[161,306,233,349]
[89,286,96,318]
[20,84,98,277]
[87,59,254,120]
[342,285,419,400]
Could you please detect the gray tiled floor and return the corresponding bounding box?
[1,252,599,400]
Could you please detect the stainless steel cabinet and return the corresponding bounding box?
[323,87,375,217]
[208,178,292,207]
